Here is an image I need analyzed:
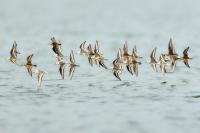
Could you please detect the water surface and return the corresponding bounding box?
[0,0,200,133]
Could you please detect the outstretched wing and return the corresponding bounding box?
[113,71,121,81]
[27,66,33,77]
[99,60,107,69]
[150,48,156,59]
[69,50,75,64]
[27,54,33,64]
[183,47,189,57]
[80,41,86,49]
[184,60,190,68]
[69,66,75,80]
[133,64,138,76]
[168,38,176,55]
[38,71,45,87]
[117,48,122,59]
[88,57,93,66]
[123,41,128,55]
[94,40,100,53]
[87,44,93,53]
[52,45,63,57]
[10,43,15,56]
[59,63,65,79]
[126,65,133,75]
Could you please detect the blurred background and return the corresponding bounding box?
[0,0,200,133]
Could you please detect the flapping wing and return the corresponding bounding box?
[70,50,75,63]
[123,41,128,54]
[184,60,190,68]
[80,41,86,49]
[69,66,75,80]
[52,45,63,57]
[59,63,65,79]
[168,38,174,55]
[27,66,32,77]
[126,65,133,75]
[87,44,93,53]
[10,43,15,56]
[117,48,122,59]
[38,72,45,87]
[99,60,107,69]
[113,71,121,81]
[113,58,119,67]
[88,57,93,66]
[150,48,156,59]
[27,54,33,64]
[94,40,100,53]
[183,47,189,57]
[133,64,138,76]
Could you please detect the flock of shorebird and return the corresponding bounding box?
[8,37,192,87]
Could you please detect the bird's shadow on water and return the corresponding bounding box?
[185,90,200,99]
[0,84,9,87]
[112,81,133,89]
[0,70,12,73]
[193,66,200,71]
[190,95,200,98]
[18,88,53,100]
[44,78,63,82]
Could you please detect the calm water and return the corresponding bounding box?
[0,0,200,133]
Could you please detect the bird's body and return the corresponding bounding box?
[132,46,142,59]
[50,37,63,57]
[35,69,46,87]
[165,38,180,72]
[158,54,167,73]
[122,41,131,64]
[93,41,107,69]
[87,44,96,66]
[126,55,141,76]
[79,41,88,55]
[9,41,20,64]
[59,62,65,79]
[149,48,158,72]
[24,54,37,77]
[112,58,123,81]
[67,50,79,80]
[181,47,192,68]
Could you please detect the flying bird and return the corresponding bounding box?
[166,38,180,72]
[158,54,167,73]
[59,62,65,79]
[9,41,20,64]
[35,69,46,87]
[79,41,88,55]
[181,47,192,68]
[112,58,123,81]
[49,37,63,57]
[24,54,37,77]
[67,50,79,80]
[149,47,158,72]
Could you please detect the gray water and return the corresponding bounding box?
[0,0,200,133]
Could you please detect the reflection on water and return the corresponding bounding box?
[0,0,200,133]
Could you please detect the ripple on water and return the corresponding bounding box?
[79,74,96,78]
[112,81,133,89]
[34,93,51,98]
[0,84,9,87]
[191,95,200,98]
[14,85,25,89]
[165,115,186,121]
[0,70,13,73]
